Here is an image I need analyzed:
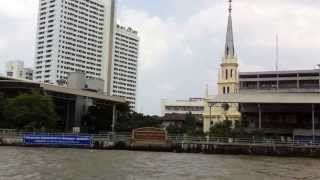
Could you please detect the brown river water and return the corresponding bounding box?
[0,146,319,180]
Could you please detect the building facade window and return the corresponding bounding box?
[226,69,228,80]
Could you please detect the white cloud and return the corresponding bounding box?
[118,1,320,114]
[0,0,38,74]
[0,0,37,18]
[156,83,176,92]
[1,0,320,115]
[118,7,179,69]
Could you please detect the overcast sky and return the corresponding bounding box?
[1,0,320,115]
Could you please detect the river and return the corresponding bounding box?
[0,147,319,180]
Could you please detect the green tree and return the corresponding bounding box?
[209,120,233,137]
[115,103,135,132]
[115,103,161,132]
[140,115,161,128]
[165,112,201,136]
[0,94,6,128]
[181,112,197,135]
[209,120,264,138]
[166,124,184,134]
[81,105,113,133]
[3,91,58,131]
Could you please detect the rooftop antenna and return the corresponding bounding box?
[276,34,279,71]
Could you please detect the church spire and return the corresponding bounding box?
[225,0,235,58]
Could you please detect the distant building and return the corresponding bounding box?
[161,98,204,117]
[161,113,186,127]
[112,24,139,110]
[33,0,116,94]
[6,61,33,80]
[161,98,204,129]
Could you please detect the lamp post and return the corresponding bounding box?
[209,104,212,123]
[112,104,117,135]
[258,104,262,129]
[312,104,315,143]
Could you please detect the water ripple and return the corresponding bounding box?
[0,147,319,180]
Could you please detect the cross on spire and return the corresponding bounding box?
[229,0,232,14]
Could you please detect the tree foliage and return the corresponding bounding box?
[166,124,184,134]
[115,103,161,132]
[81,102,161,133]
[2,91,58,131]
[166,112,204,136]
[209,120,233,137]
[181,113,198,135]
[81,105,113,133]
[0,94,6,127]
[209,120,267,138]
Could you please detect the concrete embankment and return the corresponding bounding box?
[0,137,114,149]
[172,143,320,157]
[1,137,320,157]
[92,139,320,157]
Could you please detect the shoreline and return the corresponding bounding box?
[1,137,320,158]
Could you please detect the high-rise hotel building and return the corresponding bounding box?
[112,24,139,110]
[33,0,116,94]
[33,0,139,110]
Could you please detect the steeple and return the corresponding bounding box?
[205,84,209,97]
[225,0,235,58]
[217,0,239,96]
[202,0,241,134]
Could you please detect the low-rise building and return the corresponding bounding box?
[0,75,126,133]
[208,88,320,136]
[161,98,204,117]
[237,69,320,132]
[240,69,320,93]
[161,98,204,129]
[205,66,320,135]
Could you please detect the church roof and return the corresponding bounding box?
[225,0,235,58]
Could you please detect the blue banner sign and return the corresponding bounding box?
[23,134,92,146]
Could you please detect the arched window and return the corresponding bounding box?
[227,87,230,94]
[225,69,228,80]
[223,87,226,94]
[231,69,233,78]
[235,69,237,80]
